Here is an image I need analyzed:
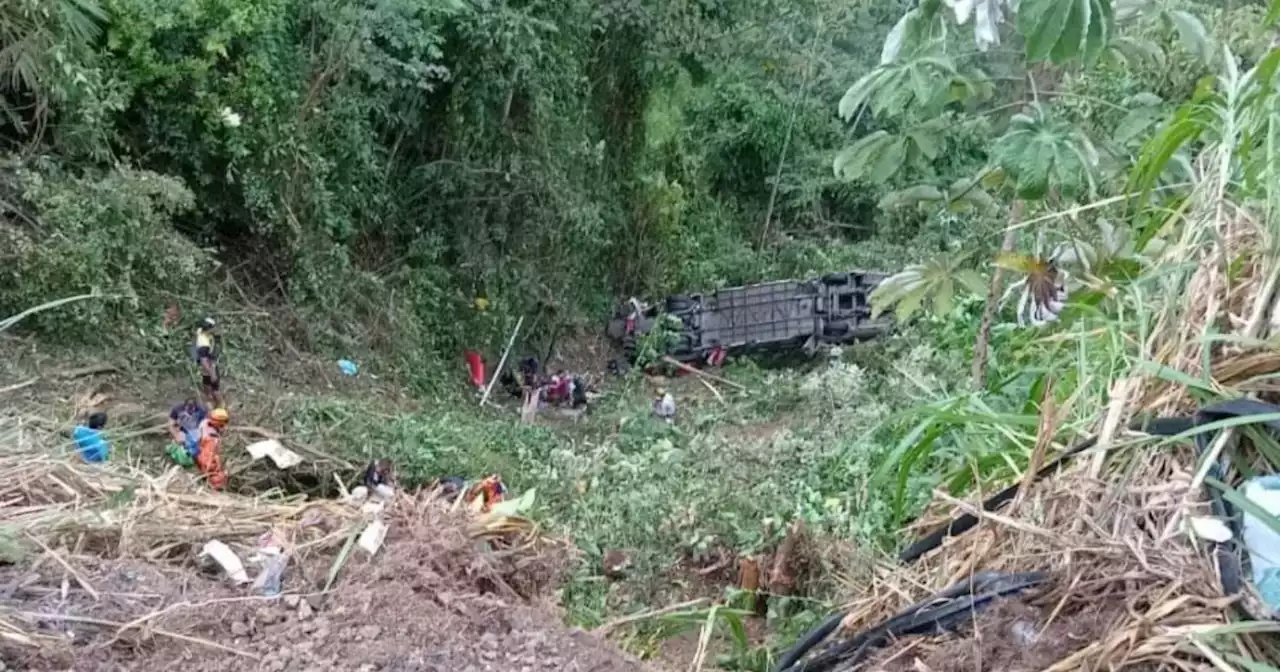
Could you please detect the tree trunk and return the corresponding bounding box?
[971,200,1024,390]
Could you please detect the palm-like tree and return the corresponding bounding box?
[0,0,107,135]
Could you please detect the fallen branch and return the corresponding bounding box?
[53,365,119,380]
[23,533,99,601]
[18,611,255,658]
[593,598,710,635]
[0,366,118,397]
[1,294,108,333]
[481,316,524,408]
[104,595,285,649]
[696,377,727,406]
[661,357,746,390]
[0,378,37,395]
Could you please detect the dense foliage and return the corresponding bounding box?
[0,0,933,377]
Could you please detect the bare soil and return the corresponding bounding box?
[2,501,648,672]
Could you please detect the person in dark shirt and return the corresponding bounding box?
[167,397,208,456]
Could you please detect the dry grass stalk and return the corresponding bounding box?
[841,183,1280,669]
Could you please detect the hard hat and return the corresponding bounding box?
[209,408,230,424]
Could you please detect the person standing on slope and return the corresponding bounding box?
[193,317,223,407]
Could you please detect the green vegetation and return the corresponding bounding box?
[6,0,1280,668]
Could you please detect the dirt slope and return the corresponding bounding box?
[2,498,647,672]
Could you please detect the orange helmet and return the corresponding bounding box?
[209,408,229,426]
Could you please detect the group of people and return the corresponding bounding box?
[499,356,588,410]
[72,316,230,490]
[166,397,230,489]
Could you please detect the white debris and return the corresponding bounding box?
[246,439,303,469]
[653,392,676,423]
[1188,516,1233,543]
[219,107,242,128]
[200,539,250,584]
[357,519,388,556]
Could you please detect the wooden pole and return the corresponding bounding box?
[480,316,524,407]
[661,356,747,390]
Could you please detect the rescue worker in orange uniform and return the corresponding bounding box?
[196,407,230,490]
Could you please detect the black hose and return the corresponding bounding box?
[773,399,1280,672]
[772,611,846,672]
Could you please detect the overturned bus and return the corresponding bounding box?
[607,270,892,363]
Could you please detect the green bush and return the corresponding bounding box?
[0,161,203,337]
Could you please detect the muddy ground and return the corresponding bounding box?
[1,499,649,672]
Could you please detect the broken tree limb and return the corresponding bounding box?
[480,315,524,407]
[0,378,38,395]
[53,364,119,380]
[661,356,747,390]
[593,598,710,635]
[0,365,119,397]
[767,519,804,599]
[695,377,726,406]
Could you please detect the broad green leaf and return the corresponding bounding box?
[953,269,989,295]
[1017,0,1113,64]
[868,136,908,183]
[1128,105,1210,199]
[881,10,918,64]
[1124,92,1163,107]
[487,488,537,516]
[907,126,941,160]
[933,277,954,315]
[870,255,983,320]
[1049,0,1089,64]
[1019,0,1075,62]
[878,185,944,210]
[1168,9,1215,67]
[950,185,997,213]
[1082,0,1112,65]
[991,103,1098,200]
[1113,106,1165,145]
[838,70,889,120]
[833,131,893,180]
[979,167,1006,189]
[1106,35,1166,69]
[894,284,928,321]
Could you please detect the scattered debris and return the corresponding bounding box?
[251,553,288,596]
[357,520,388,556]
[1242,475,1280,609]
[1188,516,1233,543]
[337,359,358,376]
[464,350,486,390]
[603,549,631,580]
[245,439,303,469]
[652,388,676,423]
[200,540,249,585]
